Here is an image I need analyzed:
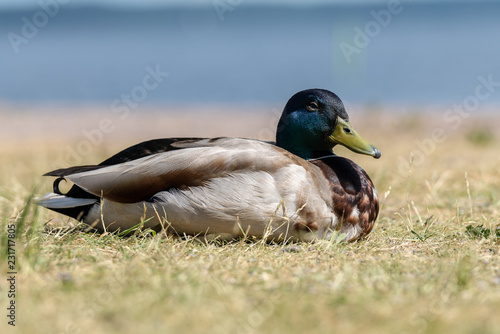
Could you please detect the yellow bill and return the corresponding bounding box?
[328,118,381,159]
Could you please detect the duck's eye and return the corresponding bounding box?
[306,102,319,111]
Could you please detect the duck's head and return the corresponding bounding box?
[276,89,381,160]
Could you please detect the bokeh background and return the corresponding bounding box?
[1,0,499,105]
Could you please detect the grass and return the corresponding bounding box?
[1,110,499,333]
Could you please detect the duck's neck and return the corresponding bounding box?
[276,130,331,160]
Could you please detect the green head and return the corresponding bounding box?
[276,89,381,160]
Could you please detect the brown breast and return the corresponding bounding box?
[311,156,379,241]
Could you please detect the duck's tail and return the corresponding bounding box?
[35,193,98,221]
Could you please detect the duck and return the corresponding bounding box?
[36,89,381,242]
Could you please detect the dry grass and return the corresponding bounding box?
[1,107,499,333]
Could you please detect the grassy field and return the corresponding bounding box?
[1,107,499,333]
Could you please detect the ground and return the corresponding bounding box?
[0,105,499,333]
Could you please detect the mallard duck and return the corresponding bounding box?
[37,89,381,242]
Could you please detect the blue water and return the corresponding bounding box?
[1,2,499,105]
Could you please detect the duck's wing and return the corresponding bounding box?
[44,138,206,178]
[43,137,236,177]
[50,138,309,204]
[98,137,204,166]
[98,137,277,166]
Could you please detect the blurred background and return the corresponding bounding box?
[1,0,499,177]
[1,0,499,106]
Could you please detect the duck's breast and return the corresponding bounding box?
[311,156,379,241]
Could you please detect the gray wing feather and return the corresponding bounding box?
[66,139,298,203]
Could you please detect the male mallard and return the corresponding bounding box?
[37,89,381,242]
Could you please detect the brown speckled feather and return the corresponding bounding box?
[310,156,379,241]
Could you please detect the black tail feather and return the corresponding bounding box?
[45,204,95,221]
[44,165,104,177]
[52,177,99,200]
